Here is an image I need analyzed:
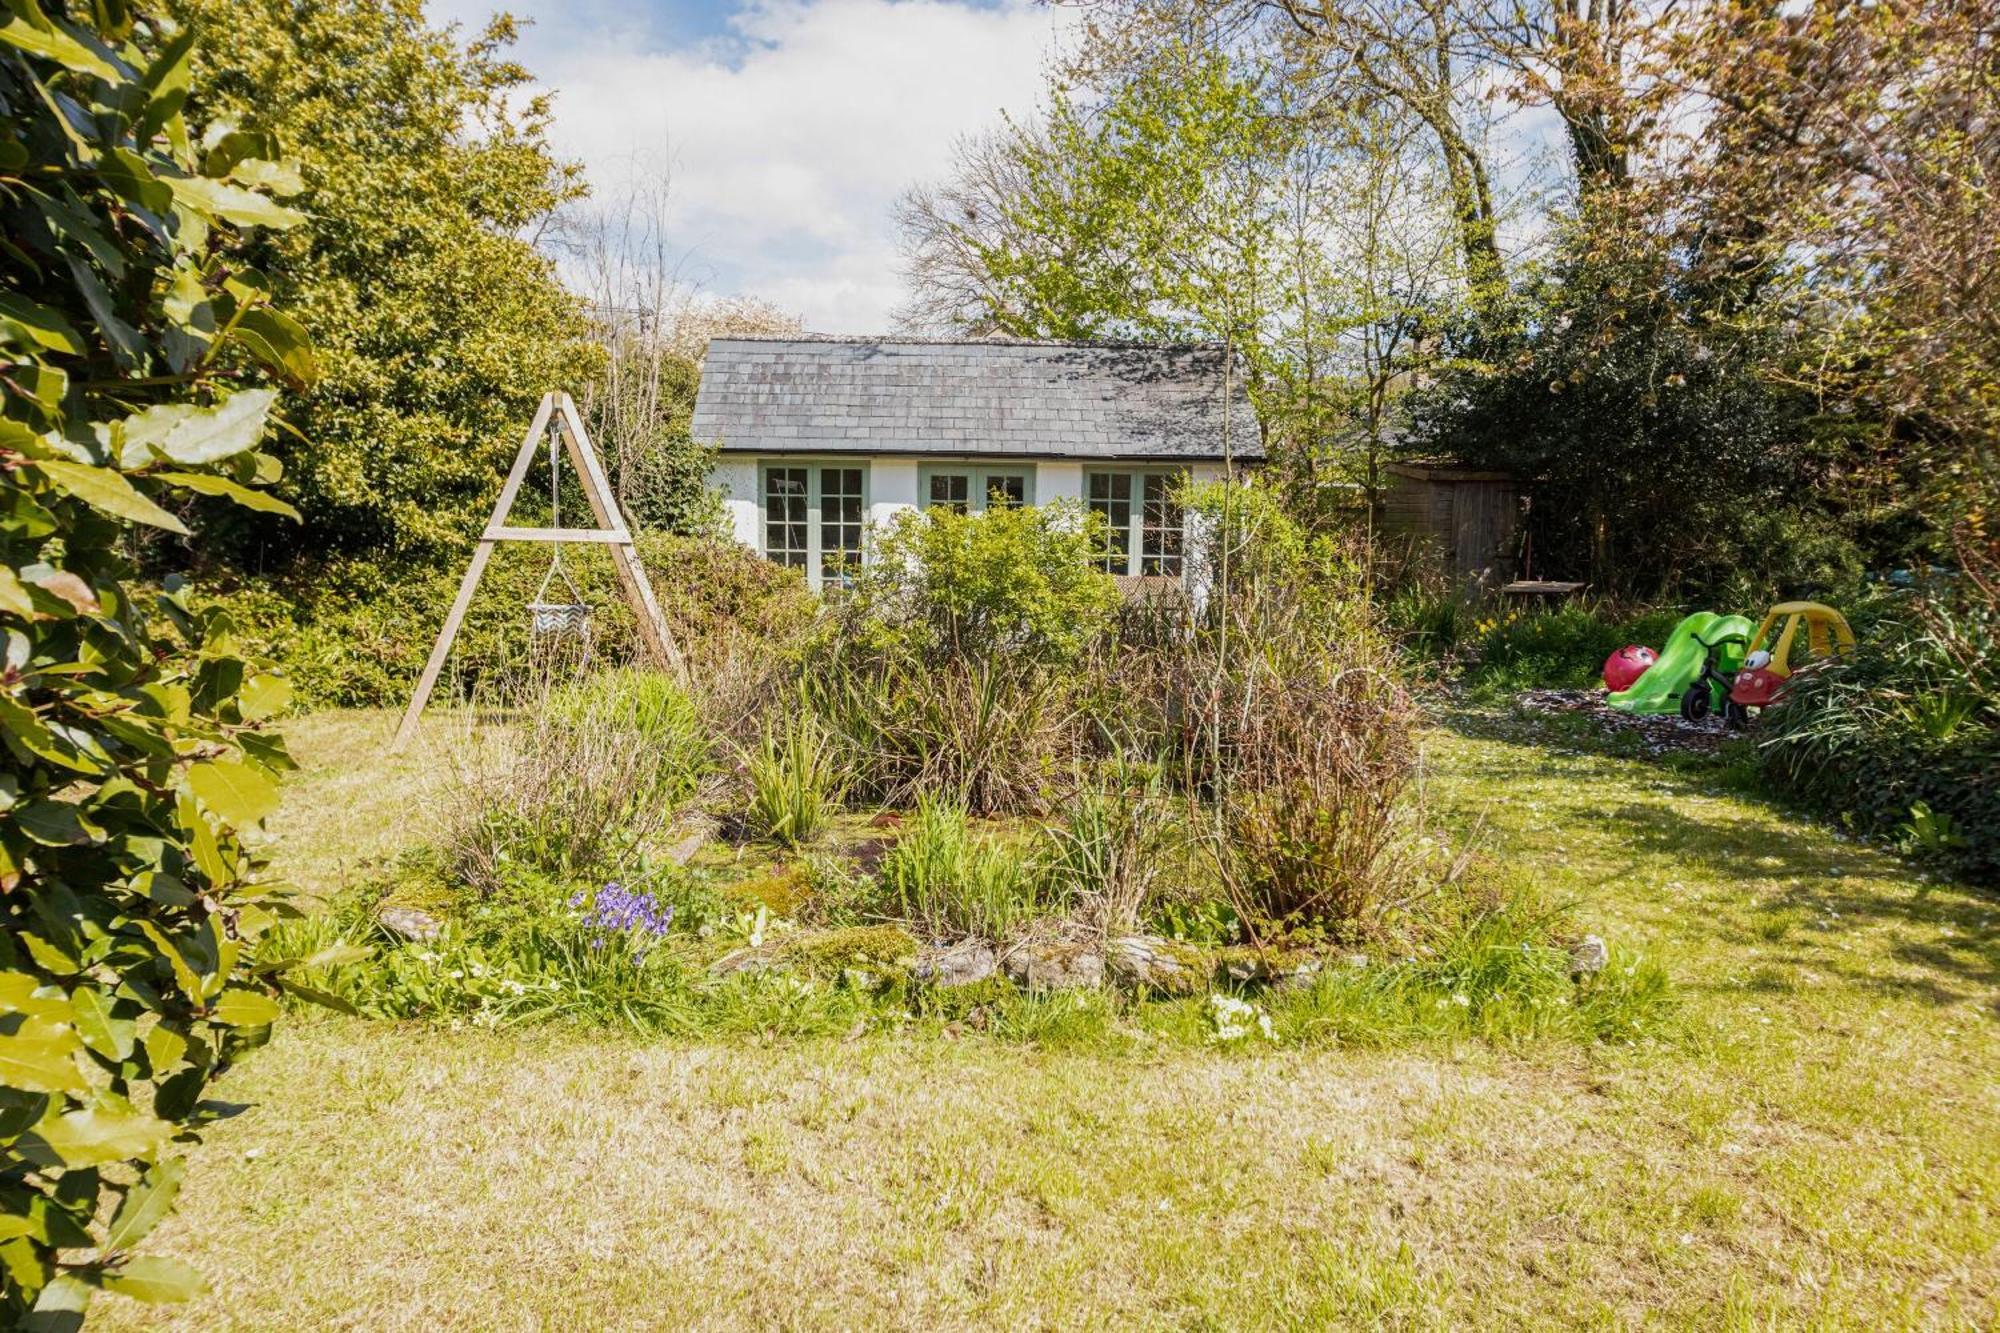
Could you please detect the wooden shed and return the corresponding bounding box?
[1375,463,1524,584]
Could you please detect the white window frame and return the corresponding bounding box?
[759,461,870,590]
[1085,467,1189,577]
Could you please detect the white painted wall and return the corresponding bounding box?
[1034,460,1083,505]
[708,458,760,549]
[869,458,920,539]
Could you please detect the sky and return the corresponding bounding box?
[424,0,1073,334]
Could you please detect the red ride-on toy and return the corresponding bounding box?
[1602,644,1658,692]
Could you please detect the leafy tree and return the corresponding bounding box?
[0,2,322,1322]
[1409,207,1864,597]
[165,0,597,565]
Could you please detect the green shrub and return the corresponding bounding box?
[1759,590,1998,883]
[211,534,817,711]
[840,499,1118,664]
[444,674,710,890]
[805,651,1082,815]
[877,796,1059,939]
[1455,600,1687,695]
[744,714,845,847]
[0,12,319,1320]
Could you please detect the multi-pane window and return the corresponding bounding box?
[762,466,809,570]
[927,472,970,513]
[761,464,867,588]
[819,466,864,587]
[1087,471,1133,572]
[923,467,1031,514]
[1140,474,1184,575]
[1087,469,1186,576]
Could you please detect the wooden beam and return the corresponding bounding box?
[480,526,634,544]
[390,394,556,753]
[553,394,689,685]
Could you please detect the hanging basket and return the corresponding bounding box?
[528,600,592,637]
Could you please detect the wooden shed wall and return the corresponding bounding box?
[1376,466,1523,582]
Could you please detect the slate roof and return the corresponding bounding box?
[690,336,1263,462]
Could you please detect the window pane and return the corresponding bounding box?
[1140,472,1184,576]
[985,474,1025,509]
[929,472,969,514]
[1087,471,1132,573]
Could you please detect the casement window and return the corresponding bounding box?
[1086,469,1187,576]
[920,466,1032,515]
[761,463,867,588]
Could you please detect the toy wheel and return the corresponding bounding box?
[1723,699,1750,728]
[1679,685,1711,722]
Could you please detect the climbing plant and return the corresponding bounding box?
[1,2,321,1322]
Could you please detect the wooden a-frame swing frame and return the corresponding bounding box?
[390,391,686,752]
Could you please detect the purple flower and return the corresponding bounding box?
[572,881,676,955]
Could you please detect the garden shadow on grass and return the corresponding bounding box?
[1568,797,1999,1007]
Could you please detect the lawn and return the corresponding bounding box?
[98,709,1998,1330]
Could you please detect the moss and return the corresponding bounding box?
[911,974,1016,1022]
[1212,944,1319,986]
[725,865,810,916]
[780,925,920,981]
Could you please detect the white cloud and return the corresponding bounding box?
[436,0,1068,333]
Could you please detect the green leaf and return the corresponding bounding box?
[100,1255,205,1304]
[111,401,197,468]
[166,175,304,230]
[210,989,280,1027]
[152,472,300,521]
[226,157,304,198]
[133,27,195,143]
[14,799,102,846]
[185,758,278,826]
[149,388,276,466]
[0,292,85,354]
[104,1157,184,1251]
[134,922,204,1004]
[33,1105,174,1167]
[235,672,293,720]
[0,567,33,619]
[231,307,317,387]
[272,976,359,1015]
[140,1023,187,1076]
[0,11,119,80]
[32,460,189,535]
[97,147,175,216]
[0,1027,87,1095]
[69,988,134,1062]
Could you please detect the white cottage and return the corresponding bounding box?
[692,336,1262,590]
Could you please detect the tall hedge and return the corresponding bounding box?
[166,0,598,567]
[1,3,319,1322]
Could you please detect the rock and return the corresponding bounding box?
[666,830,708,865]
[1341,952,1370,969]
[1106,936,1207,995]
[1569,934,1609,980]
[377,905,440,943]
[1270,960,1323,992]
[1003,941,1104,991]
[709,946,779,978]
[914,940,997,988]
